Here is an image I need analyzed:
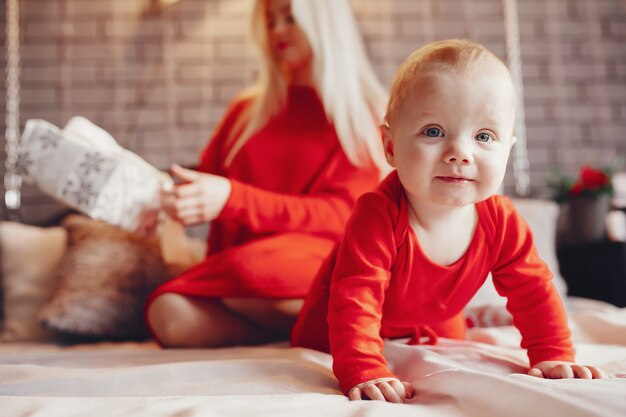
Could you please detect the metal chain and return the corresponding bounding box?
[162,4,178,167]
[503,0,531,197]
[4,0,22,213]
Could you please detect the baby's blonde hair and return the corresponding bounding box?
[384,39,513,128]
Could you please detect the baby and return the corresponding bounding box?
[291,39,607,403]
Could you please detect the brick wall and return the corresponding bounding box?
[1,0,625,224]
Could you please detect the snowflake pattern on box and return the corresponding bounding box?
[17,118,163,232]
[61,155,117,212]
[39,130,63,150]
[15,151,34,180]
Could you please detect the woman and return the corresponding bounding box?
[145,0,388,348]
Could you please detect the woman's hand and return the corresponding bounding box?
[528,361,609,379]
[160,164,232,226]
[347,377,415,403]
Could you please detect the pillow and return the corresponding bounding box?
[0,222,67,342]
[512,198,567,295]
[38,214,173,341]
[467,198,567,309]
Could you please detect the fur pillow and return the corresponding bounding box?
[38,215,173,341]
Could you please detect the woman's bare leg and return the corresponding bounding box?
[147,293,283,347]
[147,232,331,347]
[222,298,303,334]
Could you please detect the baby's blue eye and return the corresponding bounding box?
[424,127,443,137]
[475,132,492,142]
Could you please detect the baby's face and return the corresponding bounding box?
[383,66,516,207]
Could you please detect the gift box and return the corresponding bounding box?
[17,117,172,232]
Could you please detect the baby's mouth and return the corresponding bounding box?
[436,176,474,183]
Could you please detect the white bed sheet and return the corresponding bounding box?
[1,298,625,417]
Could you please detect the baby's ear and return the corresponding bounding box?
[380,123,396,167]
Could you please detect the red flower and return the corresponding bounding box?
[569,181,583,195]
[548,163,615,202]
[579,165,609,189]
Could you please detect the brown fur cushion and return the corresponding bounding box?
[38,214,173,341]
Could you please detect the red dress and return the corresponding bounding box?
[291,171,574,394]
[146,85,379,309]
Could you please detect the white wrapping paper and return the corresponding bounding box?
[17,117,172,232]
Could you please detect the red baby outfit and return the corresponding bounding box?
[146,85,379,307]
[291,171,574,394]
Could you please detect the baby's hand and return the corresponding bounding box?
[528,361,609,379]
[347,377,415,403]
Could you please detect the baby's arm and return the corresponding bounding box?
[491,198,609,380]
[528,361,609,379]
[348,378,415,403]
[327,193,403,401]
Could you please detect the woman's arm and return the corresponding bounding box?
[219,152,378,238]
[163,149,379,238]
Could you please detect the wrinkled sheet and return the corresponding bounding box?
[1,298,625,417]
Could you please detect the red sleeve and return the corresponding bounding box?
[217,151,379,239]
[327,192,398,394]
[490,196,574,365]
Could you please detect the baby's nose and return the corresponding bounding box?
[444,139,473,164]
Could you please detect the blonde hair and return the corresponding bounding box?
[224,0,389,173]
[385,39,513,127]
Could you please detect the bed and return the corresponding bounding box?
[1,297,625,417]
[1,202,625,417]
